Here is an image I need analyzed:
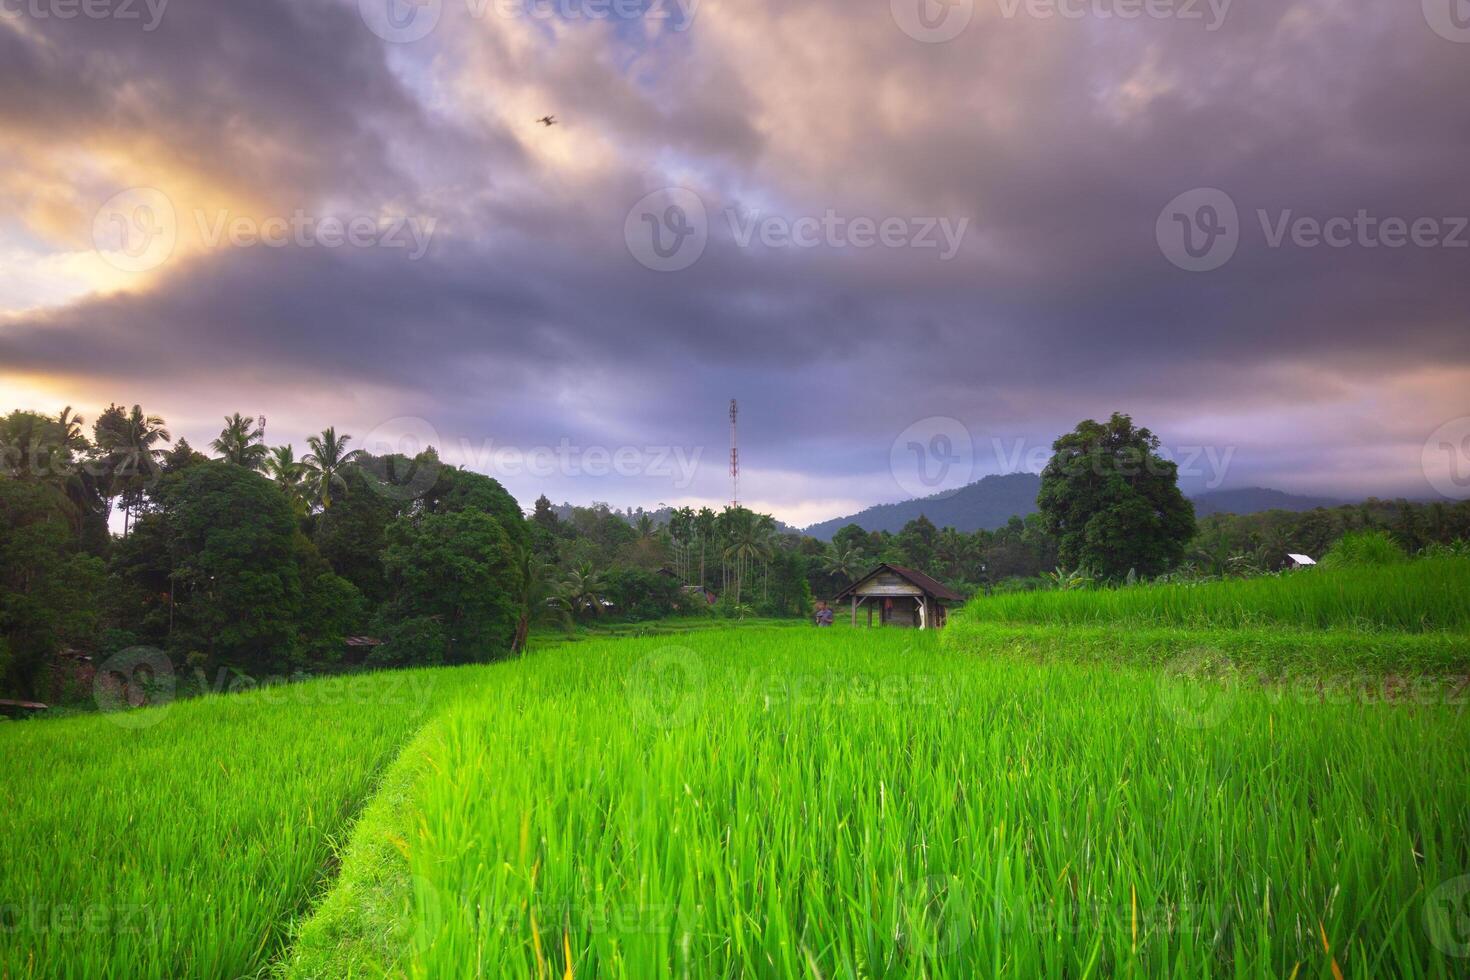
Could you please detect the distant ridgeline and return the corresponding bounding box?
[801,475,1346,540]
[548,478,1371,542]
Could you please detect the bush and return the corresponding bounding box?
[371,616,447,668]
[602,568,682,621]
[1320,530,1406,568]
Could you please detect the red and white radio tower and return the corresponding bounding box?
[729,398,739,509]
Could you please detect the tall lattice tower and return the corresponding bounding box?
[729,398,740,508]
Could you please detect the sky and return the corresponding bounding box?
[1,0,1468,527]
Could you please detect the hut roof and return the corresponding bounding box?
[832,562,965,603]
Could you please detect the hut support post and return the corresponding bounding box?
[850,595,857,627]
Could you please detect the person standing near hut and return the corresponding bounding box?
[813,600,835,627]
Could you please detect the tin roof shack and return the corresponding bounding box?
[832,563,965,629]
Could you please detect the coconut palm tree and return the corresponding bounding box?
[94,404,171,535]
[211,413,268,470]
[555,562,609,620]
[303,427,363,509]
[821,545,866,585]
[264,445,308,505]
[511,548,568,652]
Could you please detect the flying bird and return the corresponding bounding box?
[537,115,557,127]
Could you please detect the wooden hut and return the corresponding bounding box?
[832,563,964,629]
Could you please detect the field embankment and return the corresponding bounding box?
[285,628,1470,978]
[0,665,492,979]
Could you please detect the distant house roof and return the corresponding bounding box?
[832,563,965,603]
[1287,554,1316,566]
[344,636,384,647]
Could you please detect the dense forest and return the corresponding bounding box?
[4,404,1469,702]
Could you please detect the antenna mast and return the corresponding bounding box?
[729,398,739,509]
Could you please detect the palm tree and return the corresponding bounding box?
[511,549,568,653]
[94,404,171,536]
[555,562,608,620]
[723,522,768,609]
[212,413,267,470]
[303,426,363,509]
[821,545,866,585]
[264,445,308,504]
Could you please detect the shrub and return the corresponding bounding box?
[1320,530,1406,568]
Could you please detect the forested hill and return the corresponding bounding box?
[801,475,1346,540]
[802,473,1044,540]
[1191,487,1344,516]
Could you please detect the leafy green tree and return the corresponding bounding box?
[895,515,939,571]
[211,413,268,470]
[379,508,519,663]
[1037,413,1196,579]
[0,478,105,697]
[313,465,398,605]
[298,571,366,663]
[161,462,302,673]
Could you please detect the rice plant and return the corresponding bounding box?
[286,629,1470,978]
[953,558,1470,632]
[0,664,492,979]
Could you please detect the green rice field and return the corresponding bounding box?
[4,569,1469,978]
[0,665,492,979]
[952,559,1470,632]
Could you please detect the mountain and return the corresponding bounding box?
[802,477,1346,540]
[1190,487,1344,516]
[802,473,1044,540]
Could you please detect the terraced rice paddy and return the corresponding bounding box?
[4,569,1469,978]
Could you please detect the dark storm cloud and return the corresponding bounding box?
[2,0,1467,515]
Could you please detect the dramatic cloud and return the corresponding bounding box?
[2,0,1467,522]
